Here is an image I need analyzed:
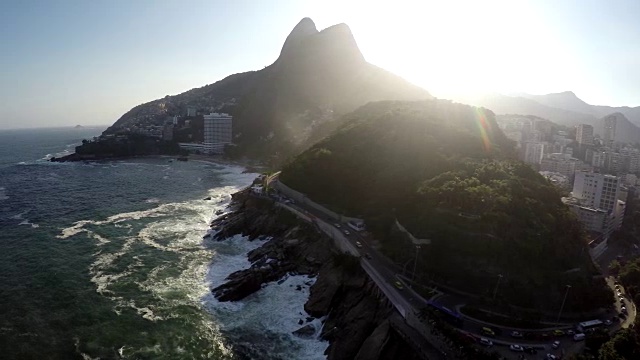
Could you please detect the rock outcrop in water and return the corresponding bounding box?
[210,190,421,360]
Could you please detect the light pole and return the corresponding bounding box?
[556,285,571,322]
[411,245,421,286]
[492,274,503,300]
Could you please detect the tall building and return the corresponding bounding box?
[523,142,545,165]
[621,147,640,174]
[564,172,626,258]
[605,151,623,174]
[203,113,233,154]
[591,151,606,169]
[572,172,621,213]
[576,124,594,145]
[604,115,617,148]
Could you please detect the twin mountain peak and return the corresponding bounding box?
[105,17,431,159]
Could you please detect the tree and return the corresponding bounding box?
[610,260,622,276]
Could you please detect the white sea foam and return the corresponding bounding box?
[18,219,40,228]
[11,210,28,220]
[203,269,329,359]
[58,162,322,357]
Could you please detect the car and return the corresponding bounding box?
[481,327,496,337]
[510,331,523,338]
[334,223,341,228]
[364,253,372,260]
[509,344,524,352]
[343,230,350,235]
[621,306,628,313]
[355,241,363,248]
[620,296,625,302]
[546,354,557,360]
[523,346,537,354]
[605,319,613,326]
[552,340,560,349]
[553,329,565,336]
[573,333,586,341]
[567,329,575,336]
[479,338,493,347]
[617,291,623,296]
[394,281,404,290]
[615,284,621,289]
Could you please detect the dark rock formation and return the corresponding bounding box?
[212,189,421,360]
[292,324,316,338]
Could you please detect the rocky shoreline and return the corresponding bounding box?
[209,189,421,360]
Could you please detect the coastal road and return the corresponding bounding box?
[269,179,574,358]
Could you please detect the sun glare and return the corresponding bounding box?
[311,0,579,99]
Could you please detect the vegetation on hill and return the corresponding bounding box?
[280,99,611,311]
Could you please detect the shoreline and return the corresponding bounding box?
[51,152,268,174]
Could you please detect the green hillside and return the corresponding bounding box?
[281,100,611,311]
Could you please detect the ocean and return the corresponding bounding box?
[0,127,327,359]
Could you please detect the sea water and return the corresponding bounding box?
[0,127,327,359]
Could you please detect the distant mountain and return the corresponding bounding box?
[105,18,431,161]
[595,112,640,145]
[522,91,602,118]
[466,93,597,127]
[456,91,640,143]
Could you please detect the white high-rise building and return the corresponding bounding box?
[523,142,545,165]
[576,124,594,145]
[572,172,621,213]
[203,113,233,154]
[621,147,640,174]
[592,151,606,169]
[604,115,617,148]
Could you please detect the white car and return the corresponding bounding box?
[509,344,524,352]
[552,340,560,349]
[546,354,557,360]
[343,230,350,235]
[605,319,613,326]
[334,223,341,228]
[510,331,523,338]
[479,338,493,347]
[567,329,575,336]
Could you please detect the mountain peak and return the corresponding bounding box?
[280,18,319,56]
[277,18,364,65]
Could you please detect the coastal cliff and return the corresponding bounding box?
[210,190,421,360]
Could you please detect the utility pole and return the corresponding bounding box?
[492,274,503,300]
[557,285,571,322]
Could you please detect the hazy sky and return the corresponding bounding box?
[1,0,639,129]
